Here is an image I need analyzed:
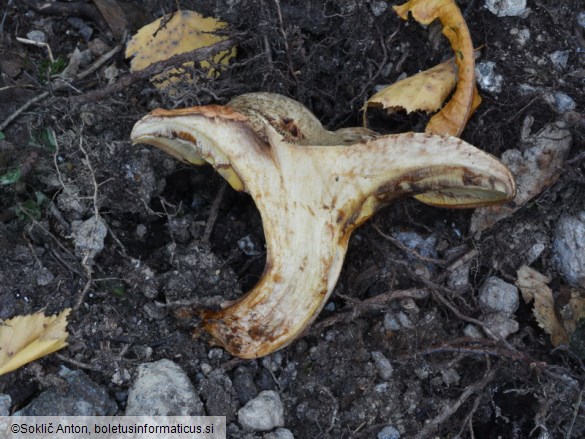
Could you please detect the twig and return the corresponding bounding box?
[312,288,428,333]
[566,384,585,439]
[69,38,237,106]
[415,365,498,439]
[372,222,447,266]
[16,36,54,62]
[0,91,50,131]
[55,353,103,372]
[201,182,227,243]
[273,0,299,90]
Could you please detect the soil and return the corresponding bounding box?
[1,0,584,437]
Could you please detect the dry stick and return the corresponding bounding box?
[272,0,299,89]
[54,353,103,372]
[0,44,121,131]
[415,366,498,439]
[69,38,236,106]
[201,182,227,243]
[566,384,585,439]
[311,288,428,333]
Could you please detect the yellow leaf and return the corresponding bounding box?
[0,309,71,376]
[393,0,479,136]
[366,58,457,115]
[125,10,236,88]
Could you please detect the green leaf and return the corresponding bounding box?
[0,131,5,141]
[0,169,22,185]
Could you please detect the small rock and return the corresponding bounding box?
[545,92,576,113]
[17,367,117,416]
[378,425,401,439]
[238,234,262,256]
[26,30,46,43]
[482,312,519,339]
[509,27,530,46]
[0,394,11,416]
[371,351,393,380]
[393,231,438,263]
[264,428,295,439]
[479,277,519,314]
[463,324,484,339]
[126,359,204,415]
[384,312,401,331]
[485,0,526,17]
[527,241,546,265]
[111,368,131,385]
[71,215,108,265]
[36,267,54,286]
[549,50,570,70]
[238,390,285,431]
[447,261,470,292]
[578,12,585,28]
[554,212,585,288]
[142,302,167,320]
[475,61,504,94]
[441,368,461,386]
[370,1,389,17]
[262,352,283,372]
[136,224,147,238]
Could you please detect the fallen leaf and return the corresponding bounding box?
[366,58,457,115]
[0,309,71,376]
[393,0,479,136]
[470,119,572,235]
[125,10,236,89]
[92,0,127,40]
[516,265,567,346]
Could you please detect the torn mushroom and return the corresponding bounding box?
[131,92,515,359]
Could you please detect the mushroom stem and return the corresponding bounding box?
[131,93,515,358]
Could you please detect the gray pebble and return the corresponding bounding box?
[371,351,393,380]
[463,324,484,339]
[554,212,585,288]
[370,1,389,17]
[578,12,585,29]
[482,312,519,339]
[17,367,117,416]
[378,425,401,439]
[238,390,285,431]
[26,30,46,43]
[485,0,526,17]
[479,277,519,314]
[545,92,576,113]
[36,267,54,286]
[0,394,11,416]
[441,368,461,387]
[549,50,570,70]
[475,61,504,94]
[126,359,203,415]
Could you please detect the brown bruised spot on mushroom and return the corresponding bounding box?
[131,92,516,359]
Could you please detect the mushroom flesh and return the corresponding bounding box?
[131,92,515,358]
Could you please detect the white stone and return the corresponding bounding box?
[479,277,519,314]
[238,391,284,431]
[485,0,526,17]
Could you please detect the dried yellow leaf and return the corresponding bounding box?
[0,308,71,376]
[393,0,479,136]
[366,59,457,115]
[125,10,236,88]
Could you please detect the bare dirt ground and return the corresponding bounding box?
[1,0,584,437]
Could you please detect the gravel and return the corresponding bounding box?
[485,0,526,17]
[125,359,203,416]
[238,390,285,431]
[553,211,585,288]
[371,351,394,380]
[479,277,520,314]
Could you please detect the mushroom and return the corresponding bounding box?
[131,92,515,359]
